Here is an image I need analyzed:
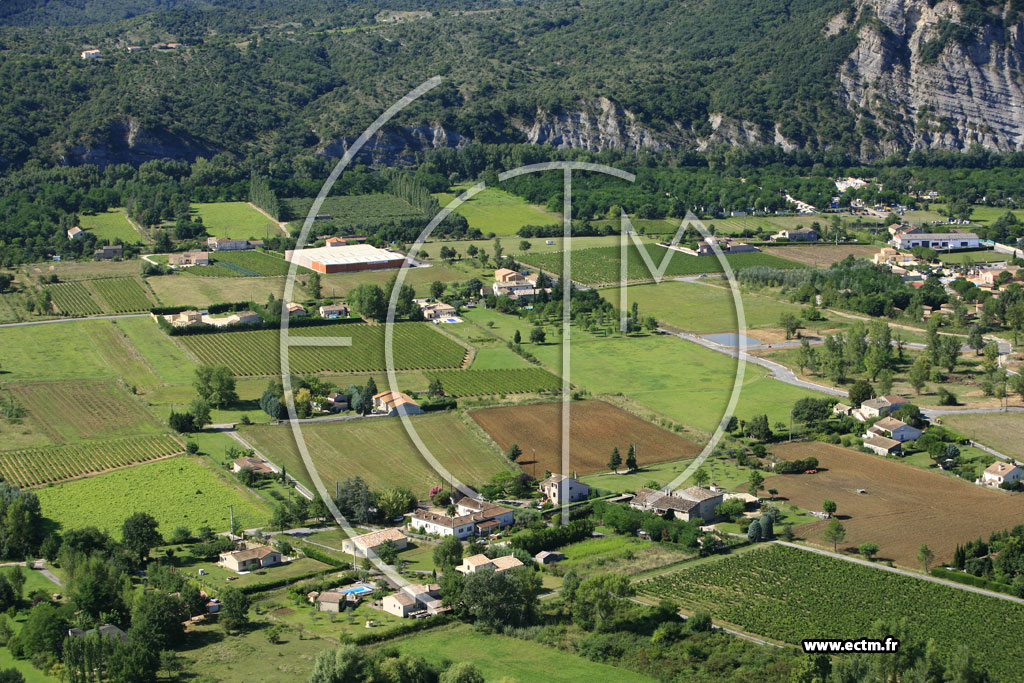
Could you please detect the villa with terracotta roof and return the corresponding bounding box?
[383,583,444,618]
[865,416,921,442]
[218,543,282,573]
[231,456,275,476]
[409,500,514,539]
[982,461,1023,488]
[864,435,902,456]
[340,527,408,558]
[630,485,724,522]
[456,554,523,574]
[538,474,589,505]
[371,390,424,416]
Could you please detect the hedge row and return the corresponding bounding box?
[298,543,349,568]
[931,567,1016,596]
[345,614,454,645]
[238,567,339,595]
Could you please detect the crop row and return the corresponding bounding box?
[47,281,102,315]
[519,246,803,285]
[91,278,153,313]
[0,434,184,488]
[178,322,467,376]
[423,368,563,396]
[640,544,1024,681]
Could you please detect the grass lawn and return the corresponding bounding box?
[319,264,465,298]
[179,556,332,591]
[555,535,695,579]
[240,411,511,497]
[938,249,1007,264]
[35,456,271,534]
[261,596,409,641]
[601,280,824,335]
[145,273,305,308]
[193,202,282,241]
[582,458,696,492]
[463,308,825,435]
[392,623,655,682]
[434,184,559,235]
[114,316,198,385]
[940,412,1024,461]
[78,208,144,244]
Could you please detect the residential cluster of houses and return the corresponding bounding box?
[629,485,725,522]
[769,226,819,243]
[664,236,760,257]
[159,308,260,328]
[66,227,125,260]
[490,268,551,302]
[81,43,184,58]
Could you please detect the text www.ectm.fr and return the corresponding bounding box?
[802,638,899,654]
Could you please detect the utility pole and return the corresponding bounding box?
[229,505,234,538]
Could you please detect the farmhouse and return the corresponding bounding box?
[421,302,457,321]
[630,485,724,522]
[866,416,921,442]
[770,227,819,242]
[80,49,101,60]
[383,592,417,617]
[286,302,307,317]
[68,624,126,642]
[832,403,853,417]
[409,501,514,539]
[854,395,910,421]
[94,245,123,260]
[285,244,407,274]
[324,392,349,412]
[456,554,524,574]
[371,391,424,416]
[315,591,351,613]
[340,527,408,558]
[207,237,263,251]
[982,461,1024,488]
[218,543,282,573]
[232,456,275,475]
[864,435,903,456]
[695,236,759,256]
[892,232,980,250]
[67,226,85,240]
[318,303,349,319]
[538,474,590,505]
[168,251,210,267]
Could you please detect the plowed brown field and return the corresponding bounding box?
[771,442,1024,567]
[470,400,701,476]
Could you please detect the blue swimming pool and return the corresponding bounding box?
[703,332,762,347]
[339,584,373,596]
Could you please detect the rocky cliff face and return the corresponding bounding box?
[836,0,1024,157]
[60,118,219,167]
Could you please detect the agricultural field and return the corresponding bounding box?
[556,535,694,579]
[91,277,154,312]
[935,412,1024,462]
[393,624,653,683]
[240,411,510,496]
[471,400,702,476]
[145,273,304,307]
[113,316,197,386]
[283,194,422,229]
[423,367,562,396]
[640,544,1024,682]
[518,245,804,285]
[193,201,281,240]
[78,208,144,244]
[46,280,102,315]
[761,244,880,267]
[9,380,164,443]
[769,442,1024,567]
[0,434,183,488]
[434,184,559,235]
[601,280,817,336]
[462,307,824,434]
[23,258,140,281]
[35,456,270,533]
[178,322,467,376]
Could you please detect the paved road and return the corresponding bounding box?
[773,540,1024,605]
[660,327,848,398]
[922,406,1024,418]
[0,313,148,328]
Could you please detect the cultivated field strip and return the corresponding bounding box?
[0,434,183,488]
[178,322,467,375]
[424,368,563,396]
[91,277,153,313]
[46,281,102,315]
[640,545,1024,682]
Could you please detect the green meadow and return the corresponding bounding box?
[434,184,559,235]
[78,208,144,244]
